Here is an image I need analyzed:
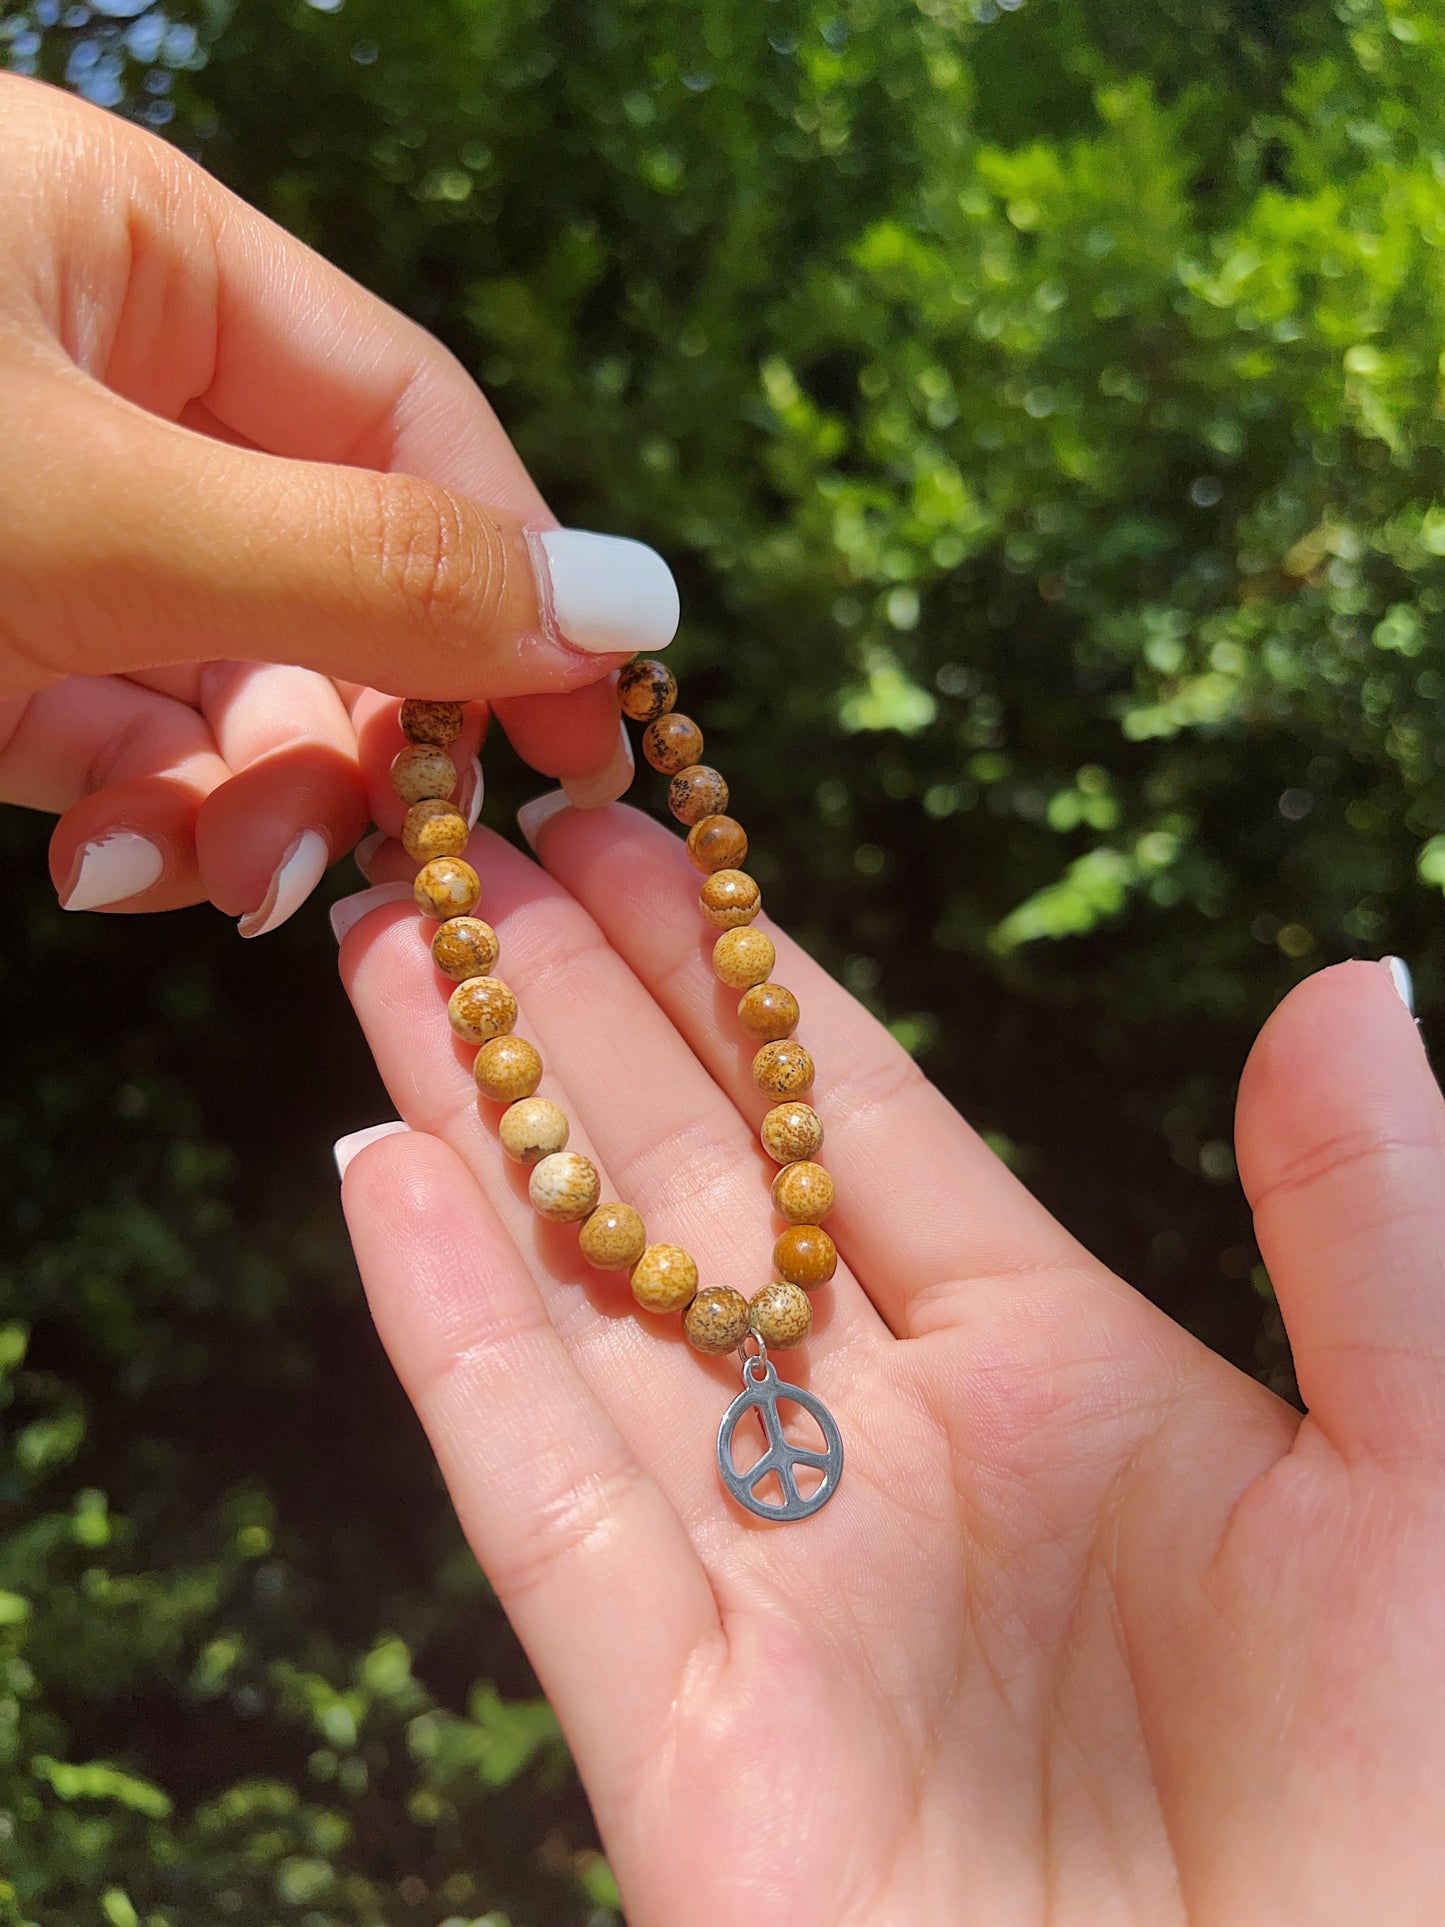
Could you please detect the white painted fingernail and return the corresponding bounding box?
[517,789,571,851]
[1383,955,1415,1014]
[329,881,415,944]
[334,1119,410,1179]
[354,828,388,879]
[562,716,634,810]
[530,528,680,655]
[62,831,165,911]
[237,829,329,938]
[458,755,485,829]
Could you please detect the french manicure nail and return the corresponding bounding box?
[334,1119,410,1179]
[329,881,415,944]
[353,828,387,880]
[238,829,329,938]
[1382,955,1415,1014]
[530,528,680,655]
[62,831,165,911]
[517,789,571,852]
[458,755,485,829]
[562,716,634,810]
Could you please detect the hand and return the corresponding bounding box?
[333,799,1445,1924]
[0,77,676,930]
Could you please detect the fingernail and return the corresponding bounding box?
[354,828,388,880]
[562,716,634,810]
[329,881,415,944]
[530,528,680,655]
[1382,955,1415,1014]
[334,1119,410,1179]
[237,829,329,938]
[517,789,571,852]
[61,831,165,911]
[458,755,485,829]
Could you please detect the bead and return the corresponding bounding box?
[474,1035,543,1104]
[687,814,748,874]
[753,1039,815,1100]
[617,659,677,723]
[699,869,761,930]
[499,1096,569,1164]
[772,1160,835,1225]
[684,1284,751,1355]
[738,982,799,1042]
[431,916,500,982]
[529,1151,601,1223]
[414,856,481,920]
[400,699,466,747]
[643,713,704,775]
[748,1281,812,1349]
[669,765,729,825]
[447,975,518,1045]
[402,798,469,863]
[713,927,775,991]
[630,1243,699,1314]
[579,1202,648,1272]
[391,742,457,805]
[760,1101,823,1164]
[774,1225,837,1289]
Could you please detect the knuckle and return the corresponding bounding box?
[355,470,505,648]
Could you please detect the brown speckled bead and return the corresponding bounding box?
[414,857,481,920]
[772,1159,835,1225]
[775,1224,837,1289]
[498,1095,568,1164]
[643,712,705,775]
[391,743,457,805]
[684,1284,751,1355]
[749,1281,813,1349]
[630,1243,699,1314]
[618,659,677,724]
[579,1202,648,1272]
[400,699,466,747]
[474,1035,543,1104]
[447,975,518,1045]
[760,1101,824,1164]
[687,814,748,874]
[667,766,726,827]
[529,1151,601,1223]
[739,982,800,1042]
[699,870,761,930]
[713,927,775,990]
[753,1040,815,1100]
[403,798,469,863]
[432,916,500,982]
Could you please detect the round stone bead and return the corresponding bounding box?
[414,857,481,920]
[400,699,466,747]
[529,1151,601,1223]
[738,982,799,1042]
[498,1096,568,1164]
[748,1281,812,1349]
[579,1202,648,1272]
[687,814,748,874]
[474,1035,544,1104]
[447,975,518,1045]
[391,742,457,805]
[713,927,775,990]
[668,765,728,825]
[643,713,704,775]
[617,659,678,723]
[684,1284,751,1355]
[432,916,500,982]
[772,1159,835,1225]
[753,1040,815,1100]
[402,798,469,863]
[630,1244,699,1314]
[760,1101,824,1164]
[699,869,761,930]
[774,1224,837,1289]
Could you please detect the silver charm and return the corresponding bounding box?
[717,1336,843,1522]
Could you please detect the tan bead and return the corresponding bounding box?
[431,916,500,982]
[713,927,775,991]
[414,857,481,920]
[402,798,469,863]
[447,975,518,1045]
[617,659,677,723]
[669,765,729,825]
[687,814,748,874]
[774,1224,837,1289]
[760,1101,824,1164]
[579,1202,648,1272]
[474,1035,543,1104]
[753,1040,815,1100]
[739,983,799,1042]
[630,1244,699,1314]
[772,1159,835,1225]
[400,699,466,747]
[683,1284,751,1355]
[498,1096,568,1164]
[699,870,761,930]
[748,1281,812,1349]
[529,1151,601,1223]
[643,713,704,775]
[391,742,458,805]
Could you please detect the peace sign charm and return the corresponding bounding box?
[717,1341,844,1522]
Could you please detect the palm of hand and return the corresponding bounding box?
[341,803,1445,1926]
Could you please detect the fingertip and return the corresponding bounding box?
[196,742,367,920]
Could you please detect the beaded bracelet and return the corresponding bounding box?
[389,668,844,1523]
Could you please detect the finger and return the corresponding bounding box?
[350,687,488,846]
